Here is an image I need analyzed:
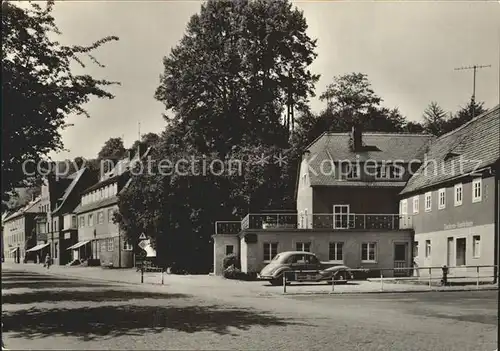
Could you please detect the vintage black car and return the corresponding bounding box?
[258,251,353,286]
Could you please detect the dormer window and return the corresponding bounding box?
[343,163,360,180]
[444,152,460,161]
[376,164,403,180]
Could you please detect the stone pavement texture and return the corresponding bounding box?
[2,267,498,351]
[3,262,498,297]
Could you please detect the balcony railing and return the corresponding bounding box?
[239,213,413,231]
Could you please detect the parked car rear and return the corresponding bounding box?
[258,251,353,285]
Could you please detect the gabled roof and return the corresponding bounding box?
[304,132,434,187]
[82,146,153,195]
[52,168,88,215]
[74,196,118,215]
[401,105,500,195]
[3,196,41,222]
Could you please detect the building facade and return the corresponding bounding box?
[49,168,98,265]
[214,128,434,277]
[400,105,500,279]
[73,144,151,268]
[30,172,82,265]
[3,197,41,263]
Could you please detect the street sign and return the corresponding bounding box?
[138,240,148,250]
[139,233,147,240]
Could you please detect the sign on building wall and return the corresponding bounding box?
[444,221,473,230]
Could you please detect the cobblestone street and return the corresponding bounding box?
[2,267,498,350]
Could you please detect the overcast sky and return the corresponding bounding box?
[40,0,500,160]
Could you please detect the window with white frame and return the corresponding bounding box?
[107,238,114,252]
[473,235,480,258]
[108,208,114,223]
[472,178,482,203]
[329,242,343,261]
[376,165,403,180]
[79,216,85,228]
[263,242,278,261]
[413,196,419,214]
[413,242,419,258]
[425,192,432,212]
[438,188,446,210]
[88,213,94,226]
[296,242,311,252]
[400,199,408,215]
[98,211,104,224]
[425,240,431,258]
[454,183,463,206]
[123,241,133,251]
[361,242,376,262]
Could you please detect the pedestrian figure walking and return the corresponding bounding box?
[440,264,449,286]
[44,253,51,270]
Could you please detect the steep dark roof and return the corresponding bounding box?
[401,105,500,195]
[81,173,124,195]
[74,196,118,215]
[3,197,41,222]
[52,168,87,215]
[81,146,153,195]
[304,132,434,187]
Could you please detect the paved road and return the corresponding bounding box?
[2,269,498,350]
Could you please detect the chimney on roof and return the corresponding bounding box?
[127,148,135,161]
[350,124,363,151]
[303,149,311,160]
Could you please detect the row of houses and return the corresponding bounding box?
[3,105,499,276]
[2,143,155,268]
[213,105,500,279]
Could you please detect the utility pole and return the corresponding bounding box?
[454,64,491,118]
[138,122,141,141]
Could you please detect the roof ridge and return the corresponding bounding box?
[437,104,499,140]
[323,131,434,137]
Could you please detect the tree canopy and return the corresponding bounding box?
[420,99,488,136]
[97,137,126,161]
[154,0,319,156]
[1,1,119,202]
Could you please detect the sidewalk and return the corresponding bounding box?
[2,262,498,296]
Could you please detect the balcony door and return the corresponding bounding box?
[333,205,350,229]
[394,243,408,277]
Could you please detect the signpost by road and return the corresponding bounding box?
[138,240,148,250]
[138,233,147,283]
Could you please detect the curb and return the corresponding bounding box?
[4,267,498,296]
[281,287,499,296]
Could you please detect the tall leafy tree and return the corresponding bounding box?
[97,137,126,174]
[403,121,425,134]
[1,1,119,202]
[422,101,449,136]
[292,73,415,154]
[444,100,487,133]
[97,137,126,161]
[319,73,382,122]
[154,0,319,156]
[130,132,160,152]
